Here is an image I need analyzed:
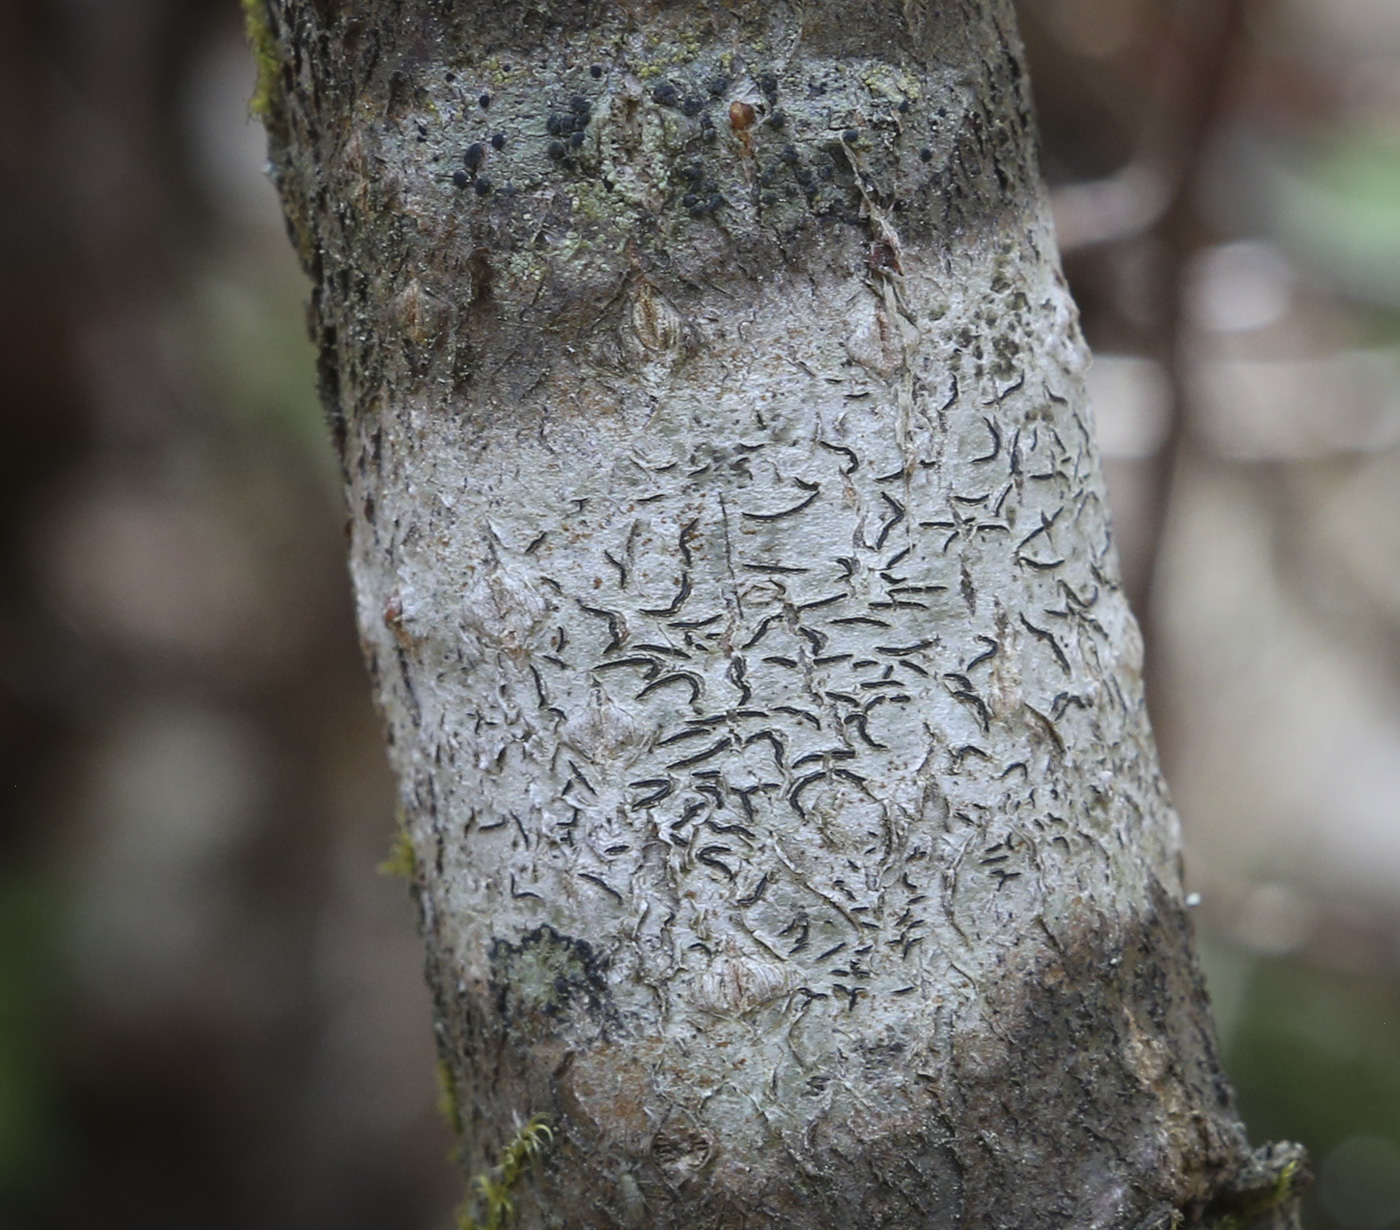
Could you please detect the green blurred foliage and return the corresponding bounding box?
[1228,953,1400,1229]
[0,871,63,1211]
[1279,130,1400,309]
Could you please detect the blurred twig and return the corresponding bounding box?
[1051,0,1250,259]
[1134,0,1251,656]
[1049,0,1253,737]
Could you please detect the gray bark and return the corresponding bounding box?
[255,1,1304,1225]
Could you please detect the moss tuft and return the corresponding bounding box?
[1202,1144,1308,1229]
[457,1115,554,1230]
[241,0,281,123]
[377,824,417,879]
[437,1058,464,1139]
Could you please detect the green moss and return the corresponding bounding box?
[437,1059,464,1139]
[458,1116,554,1230]
[1240,1156,1304,1223]
[1204,1153,1307,1229]
[241,0,281,123]
[377,823,417,879]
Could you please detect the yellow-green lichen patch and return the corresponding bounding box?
[491,925,602,1018]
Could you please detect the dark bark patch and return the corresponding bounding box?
[948,882,1255,1228]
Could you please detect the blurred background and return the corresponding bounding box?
[0,0,1397,1225]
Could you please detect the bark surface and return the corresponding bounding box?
[258,1,1304,1225]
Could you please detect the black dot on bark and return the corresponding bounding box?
[590,64,604,79]
[479,92,491,108]
[463,142,485,171]
[920,147,934,162]
[452,170,469,188]
[475,177,493,195]
[491,133,506,150]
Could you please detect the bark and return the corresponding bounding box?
[256,1,1305,1225]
